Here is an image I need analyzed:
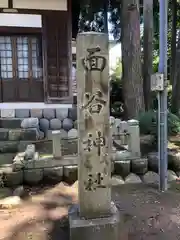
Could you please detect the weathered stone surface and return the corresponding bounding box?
[43,166,63,182]
[21,118,39,129]
[30,109,43,118]
[45,130,53,140]
[0,141,18,153]
[64,165,78,183]
[168,151,180,172]
[140,135,156,156]
[69,203,120,240]
[125,173,142,184]
[56,108,68,120]
[12,152,25,171]
[60,129,68,139]
[24,144,35,160]
[50,118,62,130]
[52,130,62,159]
[5,171,23,187]
[68,128,78,139]
[111,175,124,186]
[75,32,111,219]
[39,131,44,140]
[114,160,131,178]
[131,158,148,175]
[147,152,158,172]
[0,153,15,165]
[39,118,50,132]
[0,128,9,141]
[128,119,141,157]
[62,118,73,131]
[73,120,78,129]
[0,118,22,129]
[113,151,131,161]
[24,155,62,170]
[18,141,35,152]
[9,128,38,141]
[15,109,30,118]
[168,170,177,182]
[24,169,43,184]
[43,109,55,120]
[1,109,15,118]
[68,106,77,121]
[142,171,159,185]
[61,138,78,155]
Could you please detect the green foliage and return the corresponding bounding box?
[138,110,157,135]
[138,110,180,137]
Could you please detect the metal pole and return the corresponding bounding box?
[158,0,168,191]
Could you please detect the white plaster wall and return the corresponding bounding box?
[0,13,42,27]
[0,0,8,8]
[13,0,67,11]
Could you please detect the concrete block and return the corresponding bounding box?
[43,109,55,120]
[30,109,43,118]
[69,203,121,240]
[1,109,15,118]
[43,166,63,182]
[0,128,9,141]
[50,118,62,130]
[125,173,142,184]
[64,165,78,183]
[5,171,23,187]
[0,118,22,129]
[24,169,43,184]
[0,141,18,153]
[39,118,50,132]
[56,108,68,120]
[21,118,39,129]
[8,128,38,141]
[15,109,30,118]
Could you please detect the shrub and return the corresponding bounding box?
[138,110,180,137]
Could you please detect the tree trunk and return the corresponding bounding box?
[121,0,145,119]
[143,0,153,110]
[103,0,108,33]
[171,31,180,114]
[170,0,177,86]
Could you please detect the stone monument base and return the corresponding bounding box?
[69,202,120,240]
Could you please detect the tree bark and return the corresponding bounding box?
[143,0,153,110]
[121,0,145,119]
[170,0,177,86]
[171,31,180,114]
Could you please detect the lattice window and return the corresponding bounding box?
[0,36,13,78]
[0,35,42,79]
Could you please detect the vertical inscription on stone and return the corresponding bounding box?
[77,32,111,219]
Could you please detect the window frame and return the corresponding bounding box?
[0,27,44,81]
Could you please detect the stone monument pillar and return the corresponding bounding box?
[69,32,120,240]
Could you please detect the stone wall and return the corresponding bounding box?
[0,106,78,140]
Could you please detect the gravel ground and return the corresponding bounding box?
[1,182,180,239]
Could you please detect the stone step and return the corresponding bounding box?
[0,128,39,141]
[0,118,23,129]
[0,153,15,165]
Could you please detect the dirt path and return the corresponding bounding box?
[1,183,180,239]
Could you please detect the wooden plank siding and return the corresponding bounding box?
[42,8,72,103]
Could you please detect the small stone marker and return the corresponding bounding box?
[52,130,62,159]
[69,32,120,240]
